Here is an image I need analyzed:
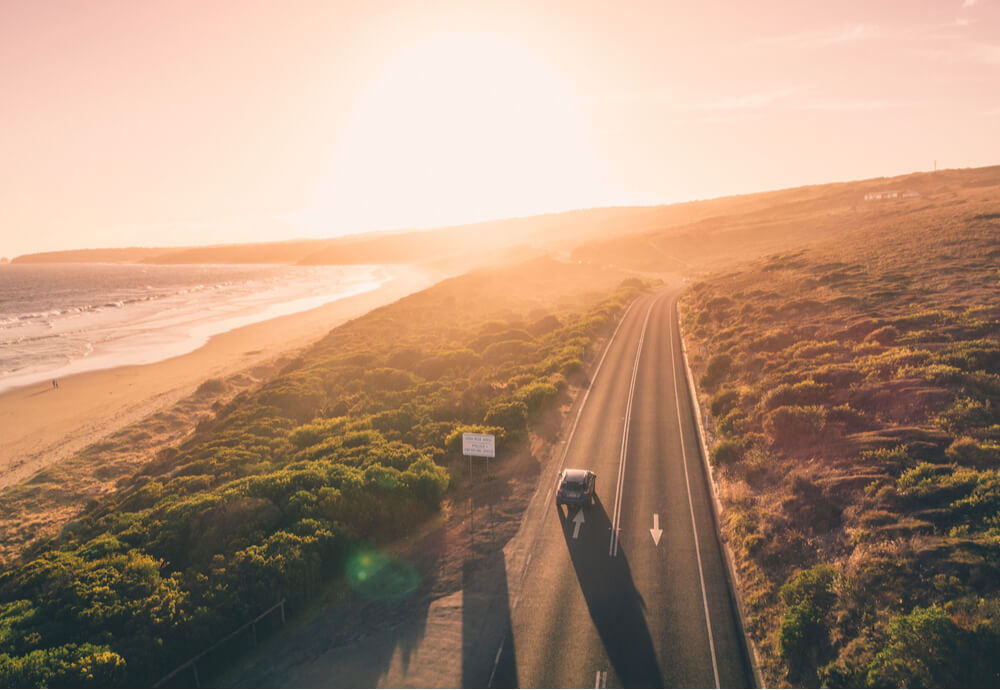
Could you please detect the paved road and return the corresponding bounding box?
[494,286,753,688]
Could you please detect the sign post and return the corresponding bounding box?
[462,432,496,477]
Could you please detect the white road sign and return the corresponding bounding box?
[462,432,496,458]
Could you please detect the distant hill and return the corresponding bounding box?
[11,247,170,264]
[14,166,1000,270]
[570,165,1000,272]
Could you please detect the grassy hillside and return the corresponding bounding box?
[10,206,682,266]
[573,166,1000,273]
[21,168,994,271]
[680,172,1000,686]
[0,258,644,687]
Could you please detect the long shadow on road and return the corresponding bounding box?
[461,551,517,688]
[558,497,664,688]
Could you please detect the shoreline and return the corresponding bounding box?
[0,263,388,395]
[0,263,440,491]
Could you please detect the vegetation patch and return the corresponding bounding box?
[680,175,1000,686]
[0,258,644,687]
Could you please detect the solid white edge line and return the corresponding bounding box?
[491,292,644,688]
[544,295,641,508]
[667,296,721,688]
[609,295,658,557]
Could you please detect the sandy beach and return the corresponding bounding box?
[0,263,438,492]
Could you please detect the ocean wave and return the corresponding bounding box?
[0,263,384,392]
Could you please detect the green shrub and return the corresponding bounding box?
[946,436,1000,466]
[709,388,741,417]
[906,363,966,386]
[937,397,997,434]
[826,403,869,431]
[363,367,419,392]
[401,458,450,505]
[764,405,827,446]
[289,417,349,449]
[527,314,562,336]
[777,602,825,677]
[711,439,743,466]
[865,606,966,688]
[514,381,559,418]
[482,340,539,364]
[777,564,839,678]
[949,470,1000,527]
[749,328,796,353]
[762,379,831,410]
[808,364,865,387]
[863,325,899,345]
[701,353,732,389]
[0,644,127,688]
[861,445,913,472]
[483,400,529,436]
[718,409,750,436]
[897,461,943,490]
[857,347,932,380]
[415,349,480,379]
[934,338,1000,372]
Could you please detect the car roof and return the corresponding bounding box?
[562,469,590,482]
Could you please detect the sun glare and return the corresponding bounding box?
[312,31,609,234]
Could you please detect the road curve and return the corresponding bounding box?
[496,285,753,688]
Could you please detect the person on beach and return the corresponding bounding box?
[52,379,58,389]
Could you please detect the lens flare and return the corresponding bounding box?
[344,549,420,601]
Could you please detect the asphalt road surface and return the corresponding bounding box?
[493,286,754,688]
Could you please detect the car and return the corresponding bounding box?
[556,468,597,507]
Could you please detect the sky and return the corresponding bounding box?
[2,0,999,258]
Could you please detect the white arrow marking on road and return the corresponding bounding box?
[650,513,663,546]
[572,509,585,539]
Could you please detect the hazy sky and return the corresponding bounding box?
[2,0,999,258]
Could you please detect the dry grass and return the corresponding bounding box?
[676,166,1000,686]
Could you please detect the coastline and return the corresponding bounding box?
[0,263,440,492]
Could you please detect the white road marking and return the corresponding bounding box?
[667,297,721,688]
[544,297,640,507]
[650,513,663,546]
[488,637,505,687]
[609,296,657,557]
[496,295,642,687]
[572,509,585,539]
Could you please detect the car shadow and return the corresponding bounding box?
[557,496,664,688]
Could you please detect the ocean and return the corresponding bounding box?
[0,263,387,393]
